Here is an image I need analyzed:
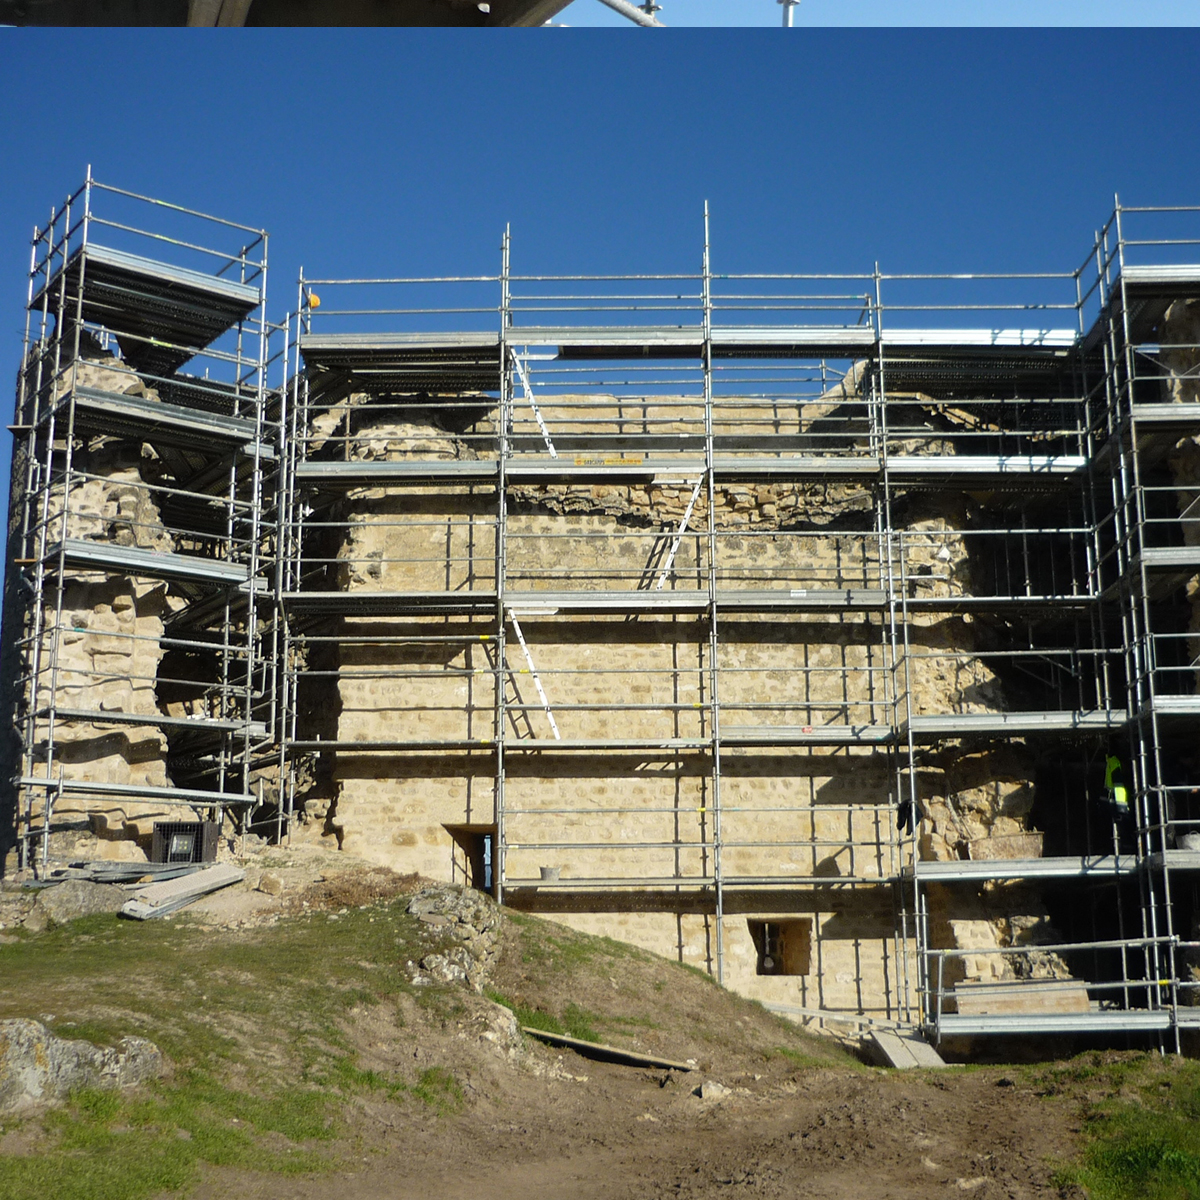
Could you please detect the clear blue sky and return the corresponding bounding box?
[566,0,1200,26]
[1,28,1199,505]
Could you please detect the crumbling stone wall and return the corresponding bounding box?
[17,358,180,850]
[294,387,1071,1016]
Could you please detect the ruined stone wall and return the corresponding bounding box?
[293,390,1071,1016]
[21,359,180,839]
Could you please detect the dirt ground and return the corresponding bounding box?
[185,1057,1080,1200]
[2,849,1086,1200]
[180,876,1079,1200]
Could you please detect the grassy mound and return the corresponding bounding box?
[0,892,851,1199]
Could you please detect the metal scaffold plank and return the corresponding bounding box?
[908,711,1121,737]
[49,539,252,586]
[295,460,500,487]
[43,707,267,736]
[281,590,498,616]
[63,386,261,449]
[18,776,256,805]
[936,1012,1171,1036]
[721,724,895,746]
[913,855,1137,882]
[31,244,260,376]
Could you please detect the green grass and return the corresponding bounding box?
[484,987,565,1035]
[0,900,465,1200]
[411,1067,464,1115]
[1039,1056,1200,1200]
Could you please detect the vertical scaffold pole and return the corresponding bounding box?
[495,226,511,906]
[702,202,725,983]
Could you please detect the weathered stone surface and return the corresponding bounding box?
[24,880,124,932]
[0,1019,162,1114]
[256,872,283,896]
[406,885,502,992]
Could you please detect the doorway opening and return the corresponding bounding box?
[444,824,497,895]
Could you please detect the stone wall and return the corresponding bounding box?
[19,359,181,840]
[291,389,1071,1017]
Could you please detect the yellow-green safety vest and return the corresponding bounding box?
[1105,755,1130,810]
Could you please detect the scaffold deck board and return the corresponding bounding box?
[935,1011,1171,1036]
[50,539,251,586]
[44,707,267,737]
[31,244,260,377]
[1148,850,1200,871]
[913,855,1136,882]
[1146,695,1200,718]
[1130,402,1200,428]
[908,710,1120,737]
[282,589,497,616]
[18,776,255,806]
[297,460,499,487]
[299,331,502,396]
[722,724,895,746]
[63,385,259,449]
[516,324,1077,361]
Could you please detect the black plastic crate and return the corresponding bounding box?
[150,821,219,864]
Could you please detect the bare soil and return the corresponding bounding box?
[1,854,1087,1200]
[184,890,1079,1200]
[185,1057,1080,1200]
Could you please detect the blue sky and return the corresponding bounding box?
[566,0,1200,26]
[0,27,1198,504]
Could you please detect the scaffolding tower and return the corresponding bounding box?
[3,173,282,871]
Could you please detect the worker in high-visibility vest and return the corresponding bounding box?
[1104,754,1130,814]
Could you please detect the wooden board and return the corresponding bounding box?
[521,1027,694,1072]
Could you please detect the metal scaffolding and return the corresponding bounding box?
[6,179,1200,1051]
[3,172,282,871]
[270,200,1200,1044]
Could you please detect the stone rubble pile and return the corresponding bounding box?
[405,884,503,993]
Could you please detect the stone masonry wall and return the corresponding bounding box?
[19,357,181,846]
[292,388,1072,1016]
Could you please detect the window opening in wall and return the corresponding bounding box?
[748,918,812,976]
[444,824,497,894]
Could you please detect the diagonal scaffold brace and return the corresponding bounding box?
[507,610,561,740]
[654,474,705,591]
[510,347,558,459]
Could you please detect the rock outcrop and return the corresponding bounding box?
[0,1019,162,1114]
[23,879,125,932]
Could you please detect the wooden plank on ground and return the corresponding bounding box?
[121,863,244,920]
[521,1027,694,1071]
